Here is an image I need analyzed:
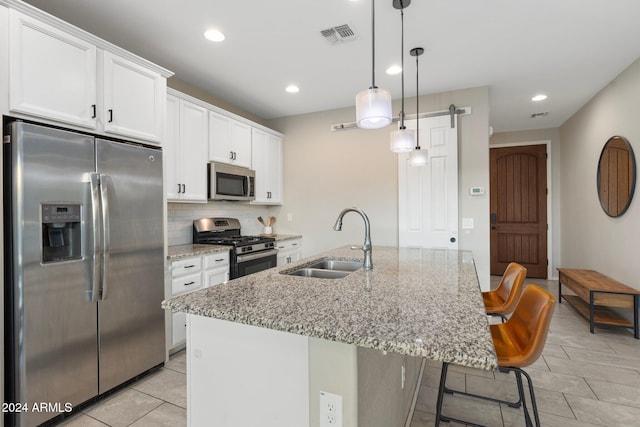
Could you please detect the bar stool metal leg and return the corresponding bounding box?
[437,363,541,427]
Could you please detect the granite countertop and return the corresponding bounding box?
[167,244,230,260]
[263,234,302,241]
[163,245,498,370]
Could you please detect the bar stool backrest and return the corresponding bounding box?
[495,262,527,310]
[497,285,556,368]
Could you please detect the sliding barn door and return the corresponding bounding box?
[490,144,547,278]
[399,115,459,248]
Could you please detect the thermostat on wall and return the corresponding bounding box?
[469,187,485,196]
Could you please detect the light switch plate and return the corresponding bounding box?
[462,218,474,229]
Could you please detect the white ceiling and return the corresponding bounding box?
[23,0,640,132]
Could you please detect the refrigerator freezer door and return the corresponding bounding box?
[95,140,165,392]
[6,122,98,426]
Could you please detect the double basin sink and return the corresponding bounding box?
[281,258,363,279]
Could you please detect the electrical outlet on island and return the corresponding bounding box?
[320,391,343,427]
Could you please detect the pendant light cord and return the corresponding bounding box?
[370,0,377,89]
[415,52,420,149]
[400,6,405,129]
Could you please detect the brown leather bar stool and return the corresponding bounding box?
[483,262,527,322]
[435,285,556,427]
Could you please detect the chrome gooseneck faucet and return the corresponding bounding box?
[333,207,373,270]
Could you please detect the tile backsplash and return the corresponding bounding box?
[167,202,270,246]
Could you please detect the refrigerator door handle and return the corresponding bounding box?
[89,173,101,302]
[100,174,112,300]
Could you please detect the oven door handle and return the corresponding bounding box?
[236,248,279,263]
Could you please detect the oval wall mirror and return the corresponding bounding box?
[597,136,636,217]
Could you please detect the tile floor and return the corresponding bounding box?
[57,352,187,427]
[56,277,640,426]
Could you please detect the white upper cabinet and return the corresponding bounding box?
[252,128,283,205]
[165,93,208,202]
[102,51,165,142]
[209,110,252,168]
[8,9,170,144]
[9,10,97,128]
[165,94,181,201]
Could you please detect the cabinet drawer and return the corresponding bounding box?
[171,257,203,278]
[172,311,187,346]
[171,272,202,296]
[276,239,301,251]
[203,251,230,269]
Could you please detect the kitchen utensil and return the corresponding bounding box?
[258,216,265,225]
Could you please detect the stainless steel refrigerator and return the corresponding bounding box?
[4,121,165,427]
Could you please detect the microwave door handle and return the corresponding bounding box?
[99,174,112,300]
[89,173,101,302]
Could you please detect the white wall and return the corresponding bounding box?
[559,57,640,289]
[268,86,491,290]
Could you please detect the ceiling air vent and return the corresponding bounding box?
[530,112,549,118]
[321,24,357,45]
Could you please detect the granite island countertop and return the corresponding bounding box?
[163,245,498,370]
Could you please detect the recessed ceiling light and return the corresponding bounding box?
[285,85,300,94]
[204,29,225,42]
[531,94,547,102]
[386,65,402,75]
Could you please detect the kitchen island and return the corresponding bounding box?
[163,246,497,427]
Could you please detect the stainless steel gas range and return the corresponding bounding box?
[193,218,277,279]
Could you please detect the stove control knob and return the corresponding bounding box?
[244,246,252,252]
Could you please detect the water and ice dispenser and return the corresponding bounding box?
[41,203,82,263]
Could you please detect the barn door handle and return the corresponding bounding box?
[490,213,496,224]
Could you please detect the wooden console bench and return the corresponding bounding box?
[557,268,639,339]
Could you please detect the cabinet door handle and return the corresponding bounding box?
[91,104,96,119]
[184,281,195,286]
[108,109,113,123]
[182,184,186,193]
[292,243,299,246]
[184,264,196,269]
[229,151,234,160]
[215,258,224,262]
[177,184,182,193]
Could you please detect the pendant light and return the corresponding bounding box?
[356,0,392,129]
[390,0,415,152]
[409,47,428,166]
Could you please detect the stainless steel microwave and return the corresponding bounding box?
[208,162,255,201]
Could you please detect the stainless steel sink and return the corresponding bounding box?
[286,268,350,279]
[306,259,363,271]
[281,257,363,279]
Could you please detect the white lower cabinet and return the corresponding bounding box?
[168,251,230,350]
[276,238,302,266]
[203,252,230,287]
[172,312,187,346]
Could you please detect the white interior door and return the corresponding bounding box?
[399,114,459,248]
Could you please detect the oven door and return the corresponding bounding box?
[235,249,278,278]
